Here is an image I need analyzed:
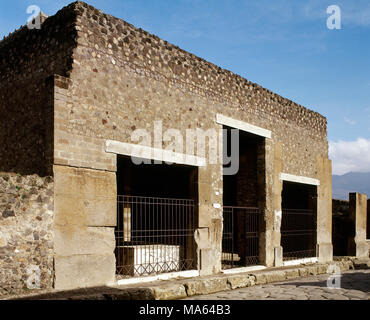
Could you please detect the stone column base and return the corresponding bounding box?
[317,243,333,263]
[198,248,220,276]
[355,241,369,259]
[274,246,283,267]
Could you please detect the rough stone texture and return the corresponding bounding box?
[152,283,187,300]
[227,274,255,289]
[263,270,287,282]
[298,268,309,277]
[317,157,333,263]
[196,165,223,275]
[0,0,333,291]
[349,193,369,259]
[366,199,370,240]
[273,142,283,266]
[0,173,54,295]
[2,260,360,300]
[185,276,229,296]
[53,165,116,227]
[367,199,370,240]
[285,268,300,279]
[56,1,329,274]
[185,269,370,300]
[0,5,78,176]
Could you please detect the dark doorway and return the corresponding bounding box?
[115,156,198,277]
[281,181,317,260]
[222,128,264,269]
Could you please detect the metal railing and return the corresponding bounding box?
[281,208,317,261]
[115,195,196,277]
[222,206,260,269]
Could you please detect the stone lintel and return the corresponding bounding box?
[280,173,320,186]
[216,114,272,139]
[105,140,206,167]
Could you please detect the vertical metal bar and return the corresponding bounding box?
[115,195,200,277]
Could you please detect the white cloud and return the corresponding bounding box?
[343,116,356,125]
[329,138,370,175]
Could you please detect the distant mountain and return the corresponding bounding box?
[332,172,370,200]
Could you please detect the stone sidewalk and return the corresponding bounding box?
[2,258,369,300]
[184,269,370,300]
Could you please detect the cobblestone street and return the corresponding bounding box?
[184,269,370,300]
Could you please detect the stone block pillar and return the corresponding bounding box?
[195,164,223,275]
[367,199,370,240]
[349,193,369,259]
[258,139,275,267]
[272,142,283,267]
[316,157,333,263]
[53,165,117,290]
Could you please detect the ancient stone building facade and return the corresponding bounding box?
[0,1,333,293]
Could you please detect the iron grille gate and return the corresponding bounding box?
[281,209,317,260]
[115,195,196,277]
[222,206,260,269]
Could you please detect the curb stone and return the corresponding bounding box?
[3,258,368,300]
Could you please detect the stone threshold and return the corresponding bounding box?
[3,258,369,300]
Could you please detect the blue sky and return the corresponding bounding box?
[1,0,369,174]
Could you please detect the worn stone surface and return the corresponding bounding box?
[0,6,77,176]
[317,157,333,263]
[152,284,187,300]
[53,165,116,227]
[254,273,268,285]
[0,173,54,296]
[349,193,369,259]
[54,227,115,256]
[227,274,255,290]
[368,200,370,240]
[185,269,370,300]
[2,260,363,300]
[0,0,333,292]
[285,268,300,279]
[54,254,116,290]
[263,270,287,283]
[272,142,283,267]
[53,165,116,290]
[298,268,309,277]
[184,276,229,296]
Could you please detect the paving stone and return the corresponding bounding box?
[183,270,370,300]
